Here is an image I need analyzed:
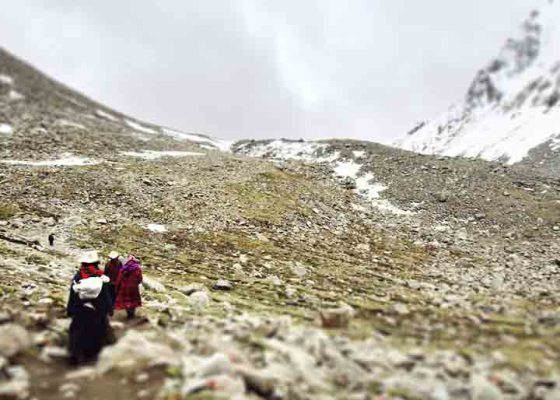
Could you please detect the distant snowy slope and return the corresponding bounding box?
[396,0,560,165]
[234,139,413,215]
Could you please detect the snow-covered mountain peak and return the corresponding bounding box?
[396,0,560,167]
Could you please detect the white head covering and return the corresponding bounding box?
[108,251,119,259]
[79,250,99,264]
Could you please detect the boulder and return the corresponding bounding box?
[142,276,166,293]
[179,283,205,296]
[0,324,31,358]
[189,291,210,310]
[239,367,278,398]
[267,275,282,286]
[472,375,504,400]
[319,304,354,328]
[0,365,29,400]
[97,330,178,374]
[213,279,234,291]
[290,262,308,278]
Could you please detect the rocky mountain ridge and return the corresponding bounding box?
[395,0,560,174]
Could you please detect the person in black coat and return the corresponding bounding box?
[67,251,114,365]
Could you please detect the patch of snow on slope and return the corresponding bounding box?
[0,74,13,85]
[125,119,157,134]
[8,90,24,101]
[352,151,365,159]
[57,120,86,130]
[96,109,119,122]
[241,140,339,162]
[355,173,387,200]
[0,123,13,134]
[162,128,232,152]
[121,150,205,160]
[332,160,411,215]
[1,154,99,166]
[334,160,362,178]
[353,170,412,215]
[550,136,560,151]
[146,224,167,233]
[239,140,412,215]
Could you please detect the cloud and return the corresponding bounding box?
[0,0,542,141]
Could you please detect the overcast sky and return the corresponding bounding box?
[0,1,544,142]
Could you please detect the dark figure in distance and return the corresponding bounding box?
[48,233,54,246]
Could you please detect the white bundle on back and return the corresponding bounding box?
[73,276,108,300]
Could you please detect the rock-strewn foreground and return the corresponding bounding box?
[1,50,560,399]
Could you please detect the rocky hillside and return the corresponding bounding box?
[1,50,560,399]
[395,0,560,175]
[0,47,229,162]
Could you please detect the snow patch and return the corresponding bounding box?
[0,74,13,85]
[162,128,232,152]
[550,136,560,151]
[0,123,13,135]
[355,173,386,200]
[121,150,205,160]
[238,140,412,215]
[334,160,362,178]
[354,172,413,215]
[352,151,365,159]
[146,223,167,233]
[8,90,24,101]
[1,154,99,166]
[57,120,86,130]
[240,140,339,163]
[125,119,157,134]
[96,109,118,122]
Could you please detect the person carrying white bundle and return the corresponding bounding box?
[66,251,114,365]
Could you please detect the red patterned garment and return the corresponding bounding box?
[114,257,143,310]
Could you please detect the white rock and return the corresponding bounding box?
[472,375,503,400]
[135,372,149,383]
[142,276,166,293]
[356,243,370,252]
[65,367,97,381]
[285,286,297,298]
[179,283,205,295]
[199,353,232,377]
[40,346,68,362]
[291,262,308,278]
[0,324,31,358]
[213,279,233,291]
[319,304,354,328]
[267,275,282,286]
[189,291,210,309]
[38,297,54,305]
[97,330,178,374]
[59,382,80,398]
[391,303,410,316]
[0,366,29,399]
